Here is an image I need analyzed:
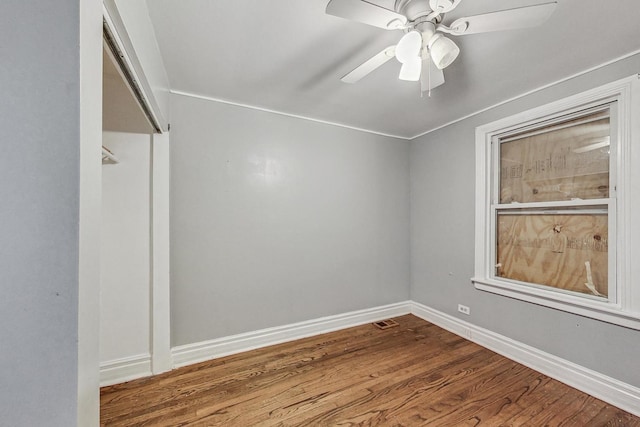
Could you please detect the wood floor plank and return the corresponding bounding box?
[390,361,533,425]
[266,348,500,425]
[299,353,515,425]
[100,315,640,426]
[177,324,462,425]
[498,377,573,426]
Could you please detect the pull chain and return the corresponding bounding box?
[428,56,432,97]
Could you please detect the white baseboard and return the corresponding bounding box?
[410,302,640,417]
[171,301,412,368]
[100,353,152,387]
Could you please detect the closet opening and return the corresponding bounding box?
[100,38,156,385]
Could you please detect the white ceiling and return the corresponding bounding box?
[146,0,640,139]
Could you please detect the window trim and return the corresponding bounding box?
[472,75,640,330]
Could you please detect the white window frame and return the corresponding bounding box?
[473,75,640,330]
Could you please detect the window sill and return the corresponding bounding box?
[472,277,640,330]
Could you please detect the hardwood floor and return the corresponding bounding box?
[100,315,639,426]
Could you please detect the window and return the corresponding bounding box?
[473,75,640,329]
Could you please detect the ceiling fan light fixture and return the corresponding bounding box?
[325,0,559,90]
[399,57,422,81]
[395,30,422,64]
[428,33,460,69]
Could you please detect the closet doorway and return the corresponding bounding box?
[100,43,156,385]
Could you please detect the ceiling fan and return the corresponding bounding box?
[326,0,557,93]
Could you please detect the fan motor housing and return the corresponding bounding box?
[395,0,442,23]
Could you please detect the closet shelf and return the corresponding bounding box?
[102,146,119,165]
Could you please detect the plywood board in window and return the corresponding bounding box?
[496,213,608,296]
[500,116,610,204]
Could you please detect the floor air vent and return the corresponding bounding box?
[373,319,399,330]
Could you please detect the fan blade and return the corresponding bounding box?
[420,58,445,92]
[399,57,422,81]
[326,0,407,30]
[341,46,396,83]
[446,2,557,35]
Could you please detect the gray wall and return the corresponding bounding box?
[0,1,81,425]
[410,53,640,387]
[170,94,410,346]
